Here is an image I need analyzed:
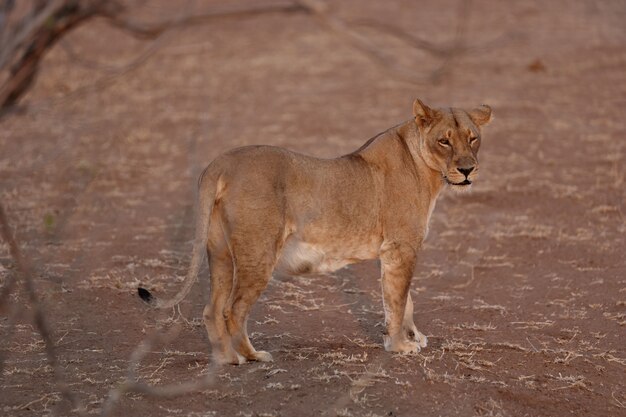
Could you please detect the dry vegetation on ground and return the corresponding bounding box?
[1,1,625,416]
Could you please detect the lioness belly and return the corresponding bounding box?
[276,237,380,275]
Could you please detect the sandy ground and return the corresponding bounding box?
[1,1,625,416]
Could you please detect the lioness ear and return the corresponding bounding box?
[468,105,493,126]
[413,98,439,128]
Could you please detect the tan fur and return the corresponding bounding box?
[147,99,492,364]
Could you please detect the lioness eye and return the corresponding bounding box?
[438,139,450,147]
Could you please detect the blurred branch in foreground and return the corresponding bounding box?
[0,0,306,116]
[0,202,87,415]
[0,0,516,413]
[0,201,219,415]
[0,0,516,118]
[98,325,219,417]
[0,0,119,112]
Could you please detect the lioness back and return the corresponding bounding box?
[208,145,383,274]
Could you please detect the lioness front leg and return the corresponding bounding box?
[380,241,422,353]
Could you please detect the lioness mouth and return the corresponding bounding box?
[445,178,472,186]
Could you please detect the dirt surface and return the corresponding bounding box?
[1,1,625,416]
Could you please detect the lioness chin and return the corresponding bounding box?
[139,99,492,365]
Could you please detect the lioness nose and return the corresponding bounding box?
[457,167,474,177]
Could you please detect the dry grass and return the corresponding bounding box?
[1,1,625,416]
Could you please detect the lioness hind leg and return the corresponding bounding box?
[203,217,245,365]
[226,262,274,362]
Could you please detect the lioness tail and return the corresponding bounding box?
[138,168,216,309]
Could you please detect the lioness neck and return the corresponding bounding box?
[354,120,444,199]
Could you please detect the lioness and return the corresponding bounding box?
[139,99,492,365]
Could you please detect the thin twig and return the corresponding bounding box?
[349,18,446,56]
[0,203,87,416]
[296,0,469,85]
[26,1,307,112]
[435,0,472,81]
[2,0,496,114]
[0,303,23,374]
[105,0,308,39]
[98,325,219,417]
[0,0,64,69]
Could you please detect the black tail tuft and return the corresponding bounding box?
[137,287,153,304]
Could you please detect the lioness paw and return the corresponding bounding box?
[383,335,421,354]
[403,323,428,349]
[251,350,273,362]
[408,329,428,349]
[416,331,428,348]
[213,351,246,366]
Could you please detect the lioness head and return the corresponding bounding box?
[413,99,492,191]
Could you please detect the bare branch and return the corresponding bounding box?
[422,0,472,82]
[349,18,448,57]
[0,303,23,375]
[0,0,65,69]
[0,1,123,112]
[0,0,16,45]
[99,326,219,417]
[0,203,87,416]
[0,0,496,116]
[0,0,309,114]
[350,16,520,58]
[0,205,31,307]
[105,0,308,39]
[293,0,443,84]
